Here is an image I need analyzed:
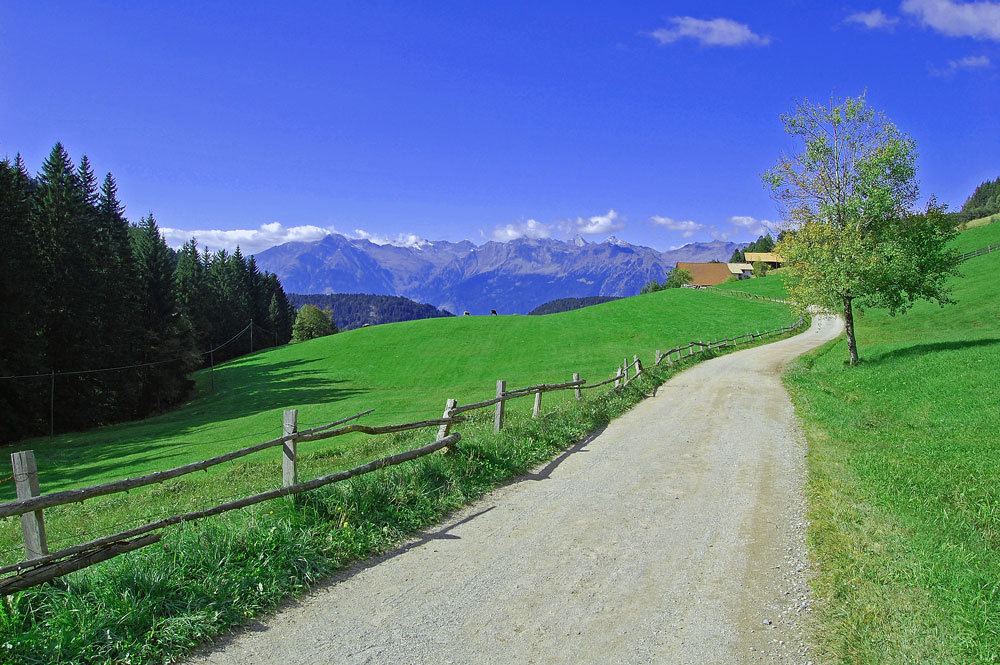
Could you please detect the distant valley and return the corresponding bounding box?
[254,233,741,314]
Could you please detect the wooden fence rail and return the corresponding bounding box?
[0,309,807,593]
[958,242,999,262]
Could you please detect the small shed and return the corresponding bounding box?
[727,262,753,280]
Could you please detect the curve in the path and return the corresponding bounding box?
[189,314,844,665]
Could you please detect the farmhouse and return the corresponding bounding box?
[727,262,753,280]
[675,262,732,287]
[744,252,784,269]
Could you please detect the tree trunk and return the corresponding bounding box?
[842,296,859,365]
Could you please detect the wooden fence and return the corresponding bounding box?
[0,315,805,594]
[958,242,1000,262]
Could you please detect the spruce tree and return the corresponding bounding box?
[131,213,197,413]
[0,156,45,439]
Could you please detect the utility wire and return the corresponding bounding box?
[0,320,262,381]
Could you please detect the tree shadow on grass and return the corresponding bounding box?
[2,358,371,497]
[868,338,1000,364]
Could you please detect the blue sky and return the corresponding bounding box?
[1,1,997,253]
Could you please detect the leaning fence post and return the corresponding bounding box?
[634,354,642,377]
[282,409,298,488]
[573,373,582,401]
[655,350,662,365]
[437,398,458,452]
[493,380,506,433]
[532,390,542,418]
[11,451,47,560]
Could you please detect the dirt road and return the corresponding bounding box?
[189,314,843,665]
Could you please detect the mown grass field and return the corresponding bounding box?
[714,269,789,299]
[784,219,1000,663]
[2,288,795,500]
[0,288,799,664]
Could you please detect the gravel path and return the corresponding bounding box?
[188,314,844,665]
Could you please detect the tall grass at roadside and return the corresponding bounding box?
[0,325,803,665]
[784,233,1000,663]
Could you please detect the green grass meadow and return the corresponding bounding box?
[714,269,790,299]
[0,287,799,664]
[784,220,1000,663]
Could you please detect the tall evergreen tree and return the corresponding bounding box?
[31,143,106,430]
[131,213,198,412]
[94,172,143,419]
[0,156,45,439]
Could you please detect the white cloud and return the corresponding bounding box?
[930,53,992,74]
[950,54,992,66]
[490,219,553,242]
[572,209,625,235]
[352,229,431,249]
[161,222,334,254]
[728,215,779,236]
[901,0,1000,41]
[650,17,771,47]
[845,9,900,29]
[650,215,707,238]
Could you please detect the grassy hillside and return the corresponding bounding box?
[2,288,794,500]
[785,233,1000,661]
[951,215,1000,252]
[714,270,789,299]
[0,288,799,665]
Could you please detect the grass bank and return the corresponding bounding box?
[0,322,803,664]
[784,222,1000,663]
[714,270,789,299]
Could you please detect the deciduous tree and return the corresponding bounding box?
[763,93,959,364]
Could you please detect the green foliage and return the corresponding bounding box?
[729,248,745,262]
[745,233,775,254]
[292,305,338,341]
[664,266,693,288]
[959,176,1000,221]
[785,249,1000,663]
[641,267,692,293]
[764,93,957,364]
[639,279,662,294]
[528,296,620,315]
[752,260,769,277]
[0,144,295,441]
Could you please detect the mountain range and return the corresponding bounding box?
[253,233,742,315]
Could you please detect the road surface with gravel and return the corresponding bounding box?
[188,314,844,665]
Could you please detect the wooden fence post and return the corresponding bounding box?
[437,398,458,452]
[623,358,629,381]
[573,373,582,401]
[532,390,542,418]
[282,410,298,488]
[634,355,642,377]
[494,380,506,433]
[655,350,662,365]
[11,451,47,559]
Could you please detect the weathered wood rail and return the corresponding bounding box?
[958,241,1000,262]
[0,313,805,594]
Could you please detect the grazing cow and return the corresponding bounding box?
[490,309,497,316]
[463,311,470,316]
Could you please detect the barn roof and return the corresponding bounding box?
[675,262,732,287]
[744,252,784,264]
